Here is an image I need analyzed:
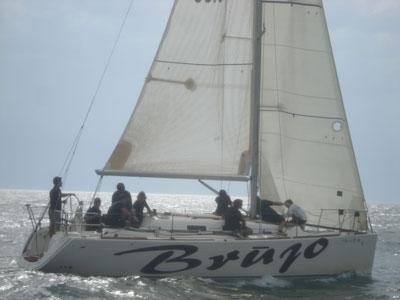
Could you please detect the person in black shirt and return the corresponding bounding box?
[48,176,75,236]
[223,199,246,231]
[112,183,132,209]
[106,197,136,228]
[214,190,232,216]
[106,200,126,228]
[132,191,152,227]
[84,197,102,231]
[258,197,285,224]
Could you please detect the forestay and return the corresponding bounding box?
[103,0,253,180]
[258,0,367,230]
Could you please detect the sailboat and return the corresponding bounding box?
[20,0,377,277]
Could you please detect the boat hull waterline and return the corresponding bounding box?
[21,230,377,278]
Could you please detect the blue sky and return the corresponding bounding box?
[0,0,399,203]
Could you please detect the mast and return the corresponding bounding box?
[249,0,263,218]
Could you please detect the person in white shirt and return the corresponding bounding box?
[278,199,307,232]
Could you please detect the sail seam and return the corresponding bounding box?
[261,132,351,148]
[263,42,327,54]
[270,176,361,195]
[263,88,338,102]
[155,59,252,67]
[262,0,322,9]
[260,108,345,121]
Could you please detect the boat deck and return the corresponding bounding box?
[78,212,342,241]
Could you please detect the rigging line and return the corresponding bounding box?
[246,180,250,210]
[58,127,82,177]
[89,175,104,207]
[60,130,84,183]
[59,0,135,182]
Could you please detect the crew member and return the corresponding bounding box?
[132,191,153,227]
[279,199,307,232]
[84,197,102,231]
[214,189,232,216]
[112,183,132,209]
[258,197,285,224]
[48,176,75,236]
[223,199,252,236]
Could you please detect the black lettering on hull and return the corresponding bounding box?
[279,243,302,273]
[241,248,275,268]
[113,238,329,275]
[115,245,201,274]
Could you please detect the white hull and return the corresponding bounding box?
[20,215,377,278]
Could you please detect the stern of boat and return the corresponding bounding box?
[20,196,83,270]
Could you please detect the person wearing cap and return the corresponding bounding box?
[49,176,76,236]
[132,191,153,227]
[214,189,232,216]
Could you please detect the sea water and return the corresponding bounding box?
[0,189,399,300]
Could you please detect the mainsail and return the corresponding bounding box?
[101,0,368,230]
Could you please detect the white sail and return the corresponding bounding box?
[259,0,367,229]
[103,0,254,180]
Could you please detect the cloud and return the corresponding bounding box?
[349,0,400,15]
[0,0,29,17]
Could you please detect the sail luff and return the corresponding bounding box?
[249,0,263,218]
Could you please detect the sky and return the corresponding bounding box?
[0,0,399,203]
